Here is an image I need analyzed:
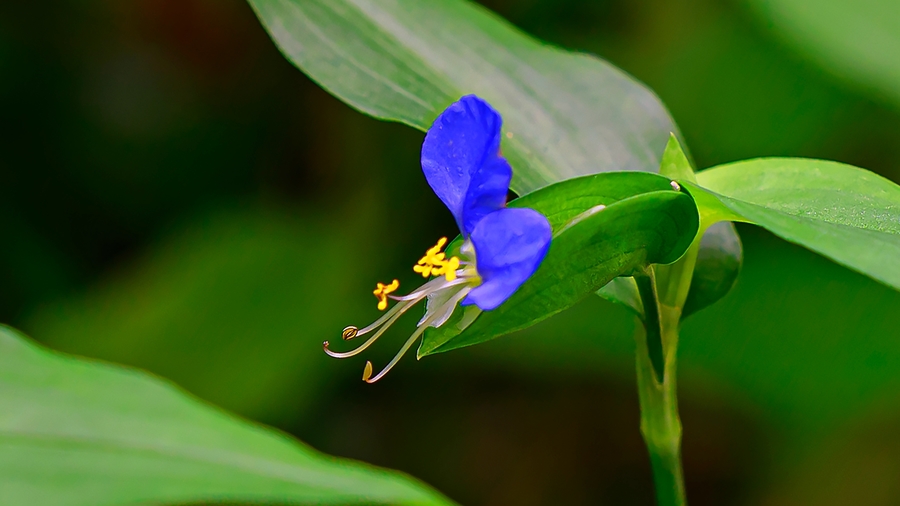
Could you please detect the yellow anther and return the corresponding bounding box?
[373,279,399,311]
[413,237,460,281]
[429,237,447,255]
[432,255,460,281]
[413,263,433,277]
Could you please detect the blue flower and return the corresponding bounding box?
[325,95,552,383]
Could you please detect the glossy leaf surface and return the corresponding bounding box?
[695,158,900,291]
[248,1,744,323]
[0,326,452,506]
[419,172,699,356]
[598,135,744,319]
[246,0,677,193]
[658,136,743,318]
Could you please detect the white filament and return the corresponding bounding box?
[364,286,472,383]
[327,275,472,359]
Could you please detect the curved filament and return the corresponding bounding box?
[324,303,409,359]
[353,297,413,338]
[388,276,467,302]
[364,287,471,383]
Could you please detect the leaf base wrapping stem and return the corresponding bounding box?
[635,274,687,506]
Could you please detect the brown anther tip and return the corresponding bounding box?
[342,326,359,340]
[362,360,374,382]
[670,180,682,192]
[323,340,330,350]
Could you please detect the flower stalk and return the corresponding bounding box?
[634,234,700,506]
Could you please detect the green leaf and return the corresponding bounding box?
[248,1,744,321]
[658,135,743,318]
[419,172,699,356]
[681,221,743,318]
[694,158,900,291]
[0,325,453,506]
[246,0,677,194]
[460,224,900,430]
[748,0,900,106]
[658,133,697,184]
[598,135,743,319]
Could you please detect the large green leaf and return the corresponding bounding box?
[694,158,900,291]
[419,172,699,356]
[0,325,452,506]
[749,0,900,106]
[248,0,744,326]
[597,135,744,319]
[246,0,677,194]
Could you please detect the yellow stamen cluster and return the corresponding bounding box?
[373,279,399,311]
[413,237,460,281]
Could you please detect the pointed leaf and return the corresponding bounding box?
[694,158,900,290]
[661,136,743,317]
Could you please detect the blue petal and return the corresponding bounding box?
[462,207,552,311]
[421,95,512,235]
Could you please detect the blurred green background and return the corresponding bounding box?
[3,0,900,504]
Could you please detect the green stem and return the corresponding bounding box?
[635,272,687,506]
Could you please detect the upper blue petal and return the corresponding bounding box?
[421,95,512,236]
[462,207,552,311]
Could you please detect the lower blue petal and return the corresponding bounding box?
[461,155,512,236]
[462,207,552,311]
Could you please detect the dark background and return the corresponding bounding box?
[2,1,900,504]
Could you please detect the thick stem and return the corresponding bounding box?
[635,273,686,506]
